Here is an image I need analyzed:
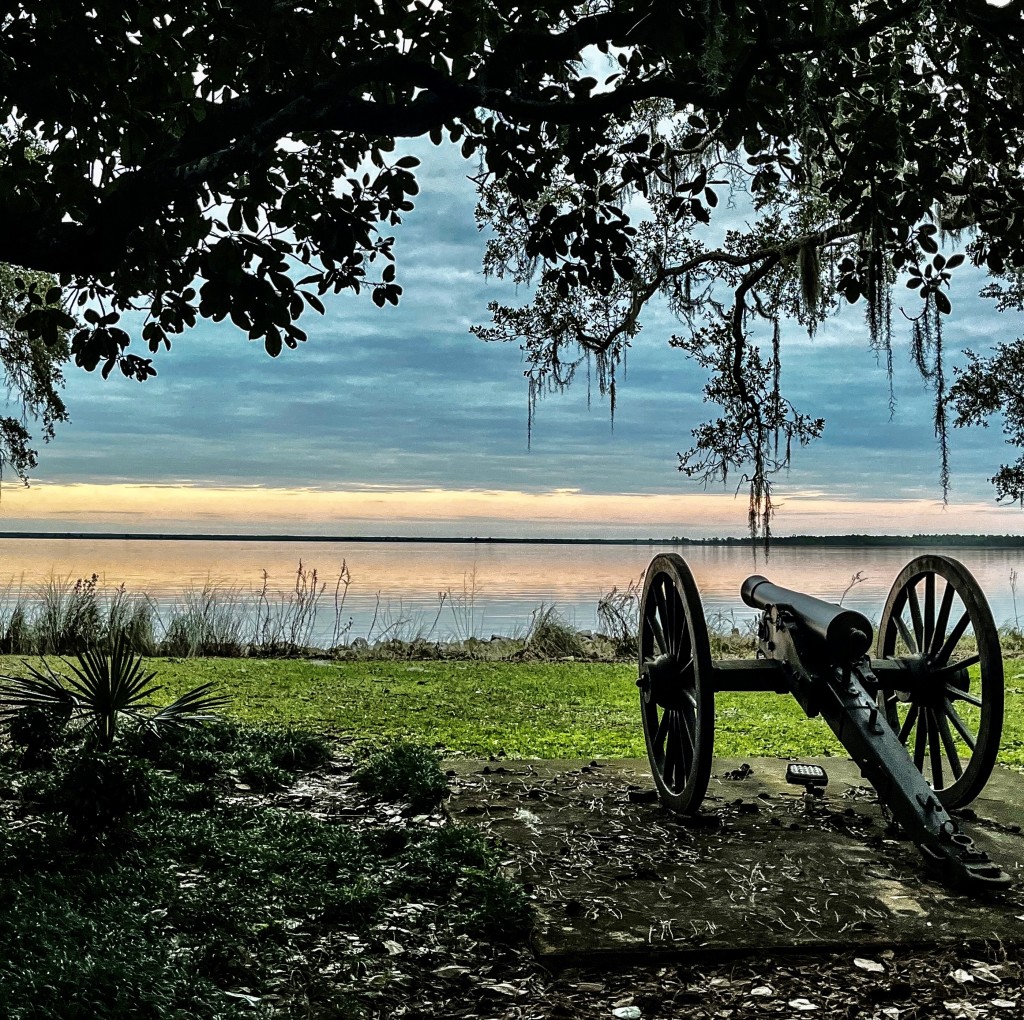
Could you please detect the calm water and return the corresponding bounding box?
[0,538,1022,645]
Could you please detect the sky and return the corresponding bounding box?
[4,138,1024,540]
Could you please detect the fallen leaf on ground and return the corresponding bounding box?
[855,958,885,973]
[969,962,1002,984]
[487,983,520,997]
[224,992,261,1007]
[944,1002,985,1019]
[612,1008,642,1020]
[433,965,470,979]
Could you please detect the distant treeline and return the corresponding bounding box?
[670,534,1024,548]
[0,532,1022,547]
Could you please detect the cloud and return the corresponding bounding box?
[15,137,1024,535]
[2,480,1019,540]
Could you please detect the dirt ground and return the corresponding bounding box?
[445,757,1024,962]
[276,753,1024,1018]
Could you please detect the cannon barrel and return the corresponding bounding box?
[741,575,874,664]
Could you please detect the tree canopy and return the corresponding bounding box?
[1,1,1023,534]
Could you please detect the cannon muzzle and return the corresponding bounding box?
[741,575,874,665]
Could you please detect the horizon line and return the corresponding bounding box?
[0,531,1023,546]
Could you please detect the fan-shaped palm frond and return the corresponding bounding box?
[0,658,78,721]
[147,681,229,732]
[61,639,162,746]
[0,634,227,749]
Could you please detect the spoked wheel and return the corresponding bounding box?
[637,554,715,813]
[876,555,1003,809]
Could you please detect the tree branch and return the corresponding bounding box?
[577,221,859,357]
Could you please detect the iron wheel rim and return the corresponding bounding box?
[638,554,714,813]
[876,554,1003,809]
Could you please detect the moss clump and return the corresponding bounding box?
[354,739,448,810]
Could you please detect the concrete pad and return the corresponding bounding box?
[445,757,1024,966]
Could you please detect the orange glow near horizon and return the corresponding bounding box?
[0,481,1021,538]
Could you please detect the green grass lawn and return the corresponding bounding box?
[6,655,1018,768]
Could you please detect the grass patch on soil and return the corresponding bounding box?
[7,656,1017,768]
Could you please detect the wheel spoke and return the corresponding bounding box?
[881,690,900,725]
[645,610,667,657]
[907,582,925,652]
[654,581,671,654]
[665,578,679,656]
[677,607,693,665]
[895,609,918,654]
[933,653,981,679]
[929,580,956,658]
[654,709,670,752]
[936,710,964,779]
[663,711,681,787]
[678,706,694,777]
[945,683,983,708]
[935,609,971,667]
[945,701,978,751]
[671,710,691,786]
[679,687,697,715]
[898,702,919,743]
[926,707,944,789]
[643,618,667,655]
[923,572,935,656]
[913,713,928,771]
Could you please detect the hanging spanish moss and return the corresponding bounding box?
[909,298,950,502]
[864,221,893,348]
[748,445,773,549]
[798,242,822,319]
[772,317,781,458]
[933,310,950,502]
[857,214,896,419]
[884,316,895,420]
[596,345,619,427]
[910,299,932,377]
[700,0,727,85]
[525,340,622,449]
[527,375,537,450]
[872,273,896,420]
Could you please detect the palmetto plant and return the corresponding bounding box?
[0,635,228,750]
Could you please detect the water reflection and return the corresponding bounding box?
[0,539,1019,643]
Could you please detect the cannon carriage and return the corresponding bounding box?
[637,553,1010,891]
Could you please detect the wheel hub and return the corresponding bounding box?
[886,654,969,707]
[640,653,693,711]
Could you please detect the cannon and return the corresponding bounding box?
[637,553,1010,891]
